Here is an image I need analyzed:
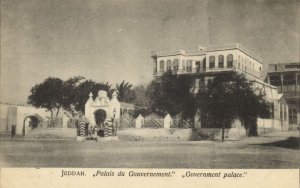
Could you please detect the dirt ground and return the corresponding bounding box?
[0,131,299,168]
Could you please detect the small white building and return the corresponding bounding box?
[0,103,50,135]
[85,90,120,125]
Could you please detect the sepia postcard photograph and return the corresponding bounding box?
[0,0,299,178]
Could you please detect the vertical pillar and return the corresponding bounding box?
[297,111,300,126]
[194,110,201,129]
[280,74,284,93]
[63,116,68,128]
[295,73,298,92]
[178,57,182,73]
[153,58,158,74]
[266,76,270,84]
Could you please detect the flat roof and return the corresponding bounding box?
[151,43,262,63]
[269,62,300,66]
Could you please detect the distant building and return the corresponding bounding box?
[151,44,289,131]
[151,43,262,86]
[0,103,50,135]
[266,63,300,127]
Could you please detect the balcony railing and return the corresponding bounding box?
[268,63,300,73]
[154,60,261,78]
[154,67,236,77]
[282,91,300,98]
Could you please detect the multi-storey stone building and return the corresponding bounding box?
[152,44,262,88]
[151,44,289,131]
[266,63,300,127]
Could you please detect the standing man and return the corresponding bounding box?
[11,125,16,139]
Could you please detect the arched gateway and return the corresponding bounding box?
[22,114,43,136]
[85,90,120,127]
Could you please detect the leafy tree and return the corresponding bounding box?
[197,74,237,141]
[29,76,112,115]
[147,71,197,120]
[28,76,85,118]
[28,77,64,118]
[132,84,150,108]
[61,76,85,113]
[196,72,271,141]
[74,80,111,113]
[231,75,271,136]
[116,80,136,103]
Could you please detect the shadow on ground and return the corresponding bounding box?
[253,137,300,150]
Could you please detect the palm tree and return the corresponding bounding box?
[116,80,136,103]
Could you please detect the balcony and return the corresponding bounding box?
[153,61,261,78]
[154,67,236,77]
[282,91,300,99]
[268,63,300,73]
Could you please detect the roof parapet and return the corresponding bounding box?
[151,43,262,63]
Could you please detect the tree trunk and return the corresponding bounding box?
[222,121,225,142]
[55,107,60,118]
[244,120,250,137]
[248,117,258,137]
[246,128,249,137]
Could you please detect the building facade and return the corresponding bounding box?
[151,44,289,131]
[152,44,262,81]
[0,103,50,135]
[266,63,300,127]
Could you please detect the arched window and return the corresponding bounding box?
[182,60,186,71]
[186,60,192,72]
[227,54,233,68]
[218,55,224,68]
[195,61,201,72]
[209,56,215,68]
[173,59,179,71]
[159,60,165,71]
[167,60,172,71]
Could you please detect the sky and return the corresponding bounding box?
[1,0,299,104]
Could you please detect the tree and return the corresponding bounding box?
[147,71,197,120]
[196,72,271,141]
[116,80,136,103]
[132,84,150,108]
[231,75,271,136]
[28,77,64,118]
[28,76,85,118]
[197,74,237,141]
[61,76,85,113]
[74,80,111,113]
